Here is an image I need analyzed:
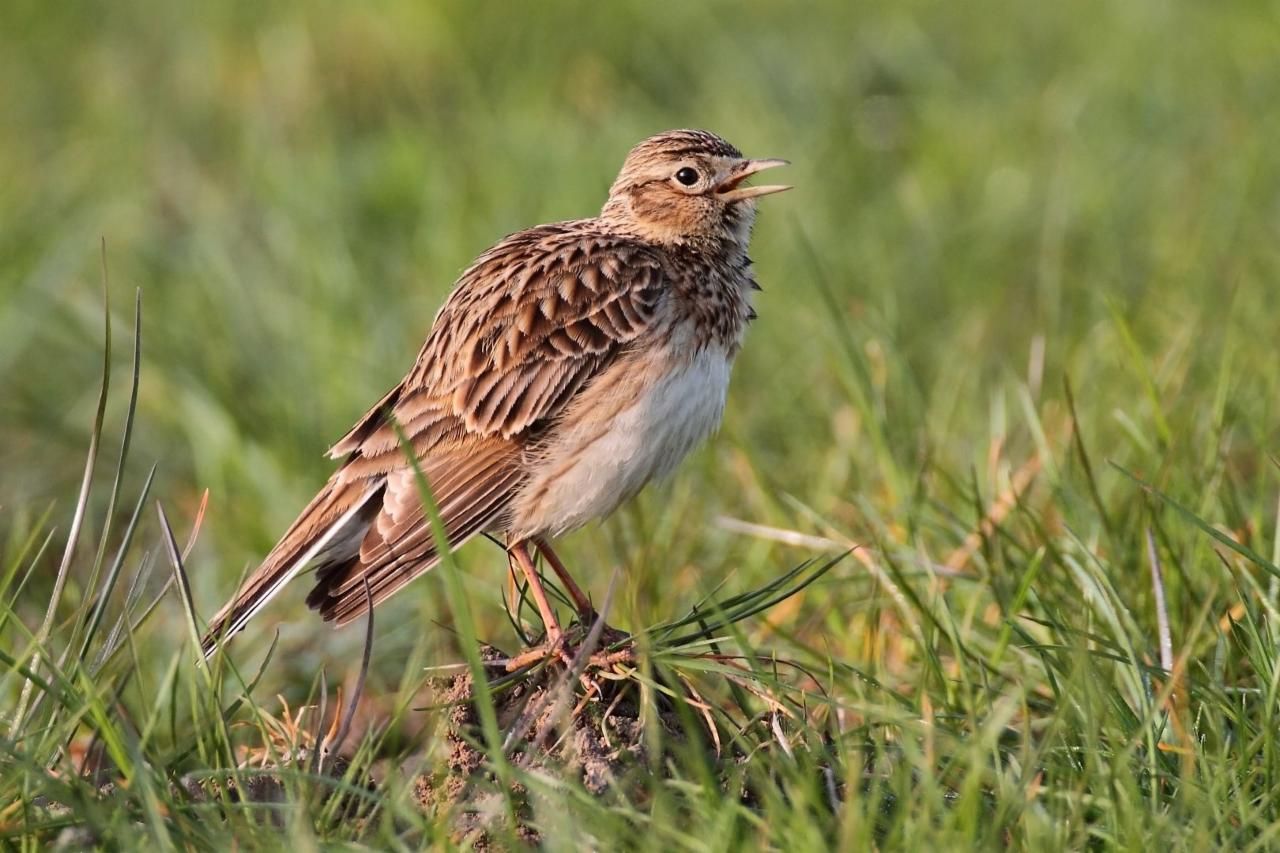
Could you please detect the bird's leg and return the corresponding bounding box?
[534,538,594,619]
[509,540,564,647]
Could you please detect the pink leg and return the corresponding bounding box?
[535,538,593,616]
[509,540,563,643]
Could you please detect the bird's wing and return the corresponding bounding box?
[201,225,666,652]
[305,438,524,625]
[331,225,667,476]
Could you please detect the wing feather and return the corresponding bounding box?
[307,441,524,624]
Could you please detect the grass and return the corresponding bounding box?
[3,0,1280,848]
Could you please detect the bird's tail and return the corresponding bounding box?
[199,480,381,661]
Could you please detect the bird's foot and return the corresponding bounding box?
[503,632,575,672]
[503,620,635,673]
[587,646,636,668]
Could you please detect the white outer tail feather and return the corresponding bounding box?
[200,487,380,661]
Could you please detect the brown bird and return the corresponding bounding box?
[200,129,789,660]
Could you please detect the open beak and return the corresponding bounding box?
[715,158,791,202]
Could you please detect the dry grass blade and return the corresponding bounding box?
[716,517,846,552]
[676,674,721,756]
[943,453,1040,575]
[1146,527,1173,671]
[769,711,795,759]
[181,490,211,561]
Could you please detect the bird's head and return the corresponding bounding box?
[600,129,790,247]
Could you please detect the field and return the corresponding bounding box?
[3,0,1280,848]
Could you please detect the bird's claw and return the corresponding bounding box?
[503,632,574,672]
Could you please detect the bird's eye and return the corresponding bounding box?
[674,167,700,186]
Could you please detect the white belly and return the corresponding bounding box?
[511,346,733,539]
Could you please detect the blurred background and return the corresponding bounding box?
[2,0,1278,697]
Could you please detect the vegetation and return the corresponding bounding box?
[3,0,1279,848]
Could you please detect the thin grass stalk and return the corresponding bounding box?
[391,418,518,829]
[10,243,113,738]
[69,290,143,662]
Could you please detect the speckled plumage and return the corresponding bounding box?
[201,129,789,656]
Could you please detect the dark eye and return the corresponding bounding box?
[674,167,700,186]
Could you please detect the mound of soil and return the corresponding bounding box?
[413,643,705,846]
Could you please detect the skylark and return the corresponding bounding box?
[201,129,789,659]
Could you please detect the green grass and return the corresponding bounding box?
[3,0,1280,848]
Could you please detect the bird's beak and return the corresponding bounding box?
[715,158,792,202]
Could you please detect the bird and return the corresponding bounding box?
[200,129,790,661]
